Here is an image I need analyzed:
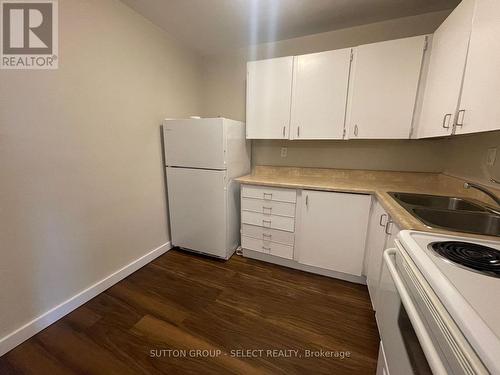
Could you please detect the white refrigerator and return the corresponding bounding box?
[163,118,250,259]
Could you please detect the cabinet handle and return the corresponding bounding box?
[263,192,273,200]
[282,126,286,138]
[385,220,394,235]
[262,246,271,251]
[262,219,272,227]
[442,113,452,129]
[455,110,465,127]
[354,124,359,137]
[305,195,309,208]
[297,126,300,137]
[262,233,272,238]
[379,214,388,227]
[262,206,272,214]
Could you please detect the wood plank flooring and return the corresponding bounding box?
[0,249,380,374]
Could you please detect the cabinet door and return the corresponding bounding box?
[364,200,390,310]
[347,36,426,139]
[417,0,475,138]
[290,49,351,140]
[456,0,500,135]
[246,57,293,139]
[297,191,371,276]
[376,342,390,375]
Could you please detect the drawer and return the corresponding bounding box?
[241,236,294,260]
[241,211,295,232]
[242,185,297,203]
[241,224,295,246]
[241,198,296,217]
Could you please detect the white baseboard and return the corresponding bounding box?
[0,241,172,357]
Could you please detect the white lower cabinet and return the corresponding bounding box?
[241,197,296,217]
[241,185,297,203]
[296,190,372,277]
[241,211,295,232]
[241,185,297,260]
[365,200,391,310]
[376,341,390,375]
[241,224,295,246]
[241,236,294,259]
[240,184,392,281]
[364,200,401,310]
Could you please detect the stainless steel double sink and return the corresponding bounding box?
[388,192,500,237]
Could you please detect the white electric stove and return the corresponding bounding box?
[377,230,500,375]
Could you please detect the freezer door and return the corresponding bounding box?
[166,167,228,258]
[163,118,226,169]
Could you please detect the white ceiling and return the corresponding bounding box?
[120,0,459,55]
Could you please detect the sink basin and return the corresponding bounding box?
[413,208,500,237]
[388,191,500,236]
[389,192,487,212]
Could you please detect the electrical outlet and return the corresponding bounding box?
[280,147,288,158]
[487,147,497,166]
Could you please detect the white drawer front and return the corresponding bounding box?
[241,236,294,260]
[241,198,296,217]
[241,211,295,232]
[242,185,297,203]
[241,224,295,245]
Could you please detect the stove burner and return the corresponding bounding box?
[430,241,500,278]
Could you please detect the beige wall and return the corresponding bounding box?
[0,0,201,339]
[200,10,454,173]
[442,131,500,186]
[252,134,500,180]
[253,139,447,172]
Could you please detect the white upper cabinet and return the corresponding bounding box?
[246,2,500,140]
[296,190,371,276]
[417,0,475,138]
[246,56,294,139]
[347,36,427,139]
[290,49,351,140]
[456,0,500,135]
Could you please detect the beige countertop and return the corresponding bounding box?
[236,166,500,241]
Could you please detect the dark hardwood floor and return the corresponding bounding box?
[0,249,380,374]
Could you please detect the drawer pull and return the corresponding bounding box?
[262,233,272,238]
[262,206,272,213]
[262,246,271,251]
[242,186,296,203]
[241,211,294,232]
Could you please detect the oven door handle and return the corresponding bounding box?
[383,248,448,375]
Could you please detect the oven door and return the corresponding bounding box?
[377,247,448,375]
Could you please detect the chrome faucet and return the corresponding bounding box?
[464,181,500,206]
